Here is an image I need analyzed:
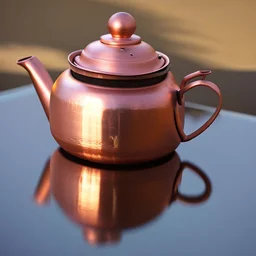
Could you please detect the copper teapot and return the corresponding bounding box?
[34,148,211,245]
[17,12,222,164]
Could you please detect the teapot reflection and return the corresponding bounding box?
[34,148,211,245]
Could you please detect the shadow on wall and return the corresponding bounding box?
[1,0,255,115]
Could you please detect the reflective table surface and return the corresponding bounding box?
[0,86,256,255]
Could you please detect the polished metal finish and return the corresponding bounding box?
[101,12,141,46]
[68,50,170,80]
[17,12,222,164]
[108,12,136,38]
[73,12,166,77]
[17,56,53,119]
[50,70,183,163]
[175,70,222,141]
[34,148,212,245]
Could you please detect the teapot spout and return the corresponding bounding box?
[17,56,53,120]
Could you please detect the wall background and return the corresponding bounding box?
[1,0,255,114]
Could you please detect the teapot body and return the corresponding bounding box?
[17,12,222,164]
[49,70,184,164]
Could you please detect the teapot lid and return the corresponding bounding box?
[68,12,170,80]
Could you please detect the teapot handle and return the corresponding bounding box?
[174,161,212,204]
[175,70,222,141]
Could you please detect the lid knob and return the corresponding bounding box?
[108,12,136,38]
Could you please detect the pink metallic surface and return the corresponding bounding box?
[49,70,183,164]
[17,12,222,164]
[34,149,211,244]
[107,12,136,38]
[74,12,166,77]
[69,49,169,79]
[17,56,52,119]
[175,70,222,141]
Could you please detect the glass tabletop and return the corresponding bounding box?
[0,86,255,255]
